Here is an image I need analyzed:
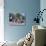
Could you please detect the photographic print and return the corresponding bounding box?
[9,12,26,26]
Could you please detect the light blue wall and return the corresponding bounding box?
[40,0,46,27]
[4,0,40,42]
[40,0,46,44]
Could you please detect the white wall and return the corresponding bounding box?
[0,0,4,42]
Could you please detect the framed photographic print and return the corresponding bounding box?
[9,12,26,26]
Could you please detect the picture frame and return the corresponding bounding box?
[9,12,26,26]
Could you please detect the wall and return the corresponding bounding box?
[0,0,4,42]
[4,0,40,42]
[40,0,46,27]
[40,0,46,45]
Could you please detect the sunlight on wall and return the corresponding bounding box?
[0,7,4,42]
[0,0,4,42]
